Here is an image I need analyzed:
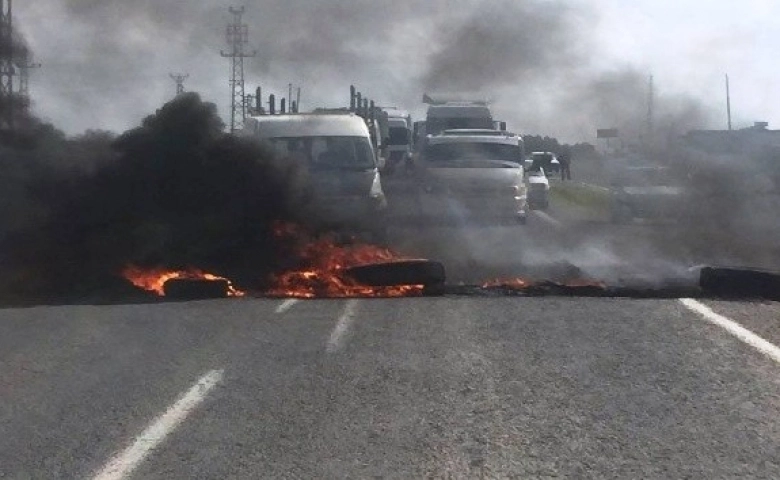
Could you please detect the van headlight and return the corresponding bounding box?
[370,173,387,209]
[370,172,384,197]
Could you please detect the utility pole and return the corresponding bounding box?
[725,74,732,131]
[0,0,15,132]
[220,6,255,133]
[646,75,654,145]
[169,72,188,96]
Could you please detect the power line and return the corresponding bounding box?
[220,6,255,133]
[169,72,188,96]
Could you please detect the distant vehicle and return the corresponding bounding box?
[425,103,494,136]
[526,167,550,209]
[529,152,560,175]
[382,108,413,174]
[242,112,388,241]
[609,165,684,223]
[415,99,495,152]
[550,157,561,174]
[416,129,528,224]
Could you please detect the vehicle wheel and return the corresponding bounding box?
[517,215,527,225]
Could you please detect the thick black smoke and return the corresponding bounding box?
[420,0,585,93]
[3,93,312,299]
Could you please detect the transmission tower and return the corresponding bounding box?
[169,72,188,96]
[16,50,40,108]
[220,6,255,133]
[0,0,15,132]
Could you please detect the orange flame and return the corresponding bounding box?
[267,226,425,298]
[122,265,245,297]
[482,278,531,289]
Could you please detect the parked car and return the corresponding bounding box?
[242,112,388,241]
[415,129,528,224]
[526,167,550,209]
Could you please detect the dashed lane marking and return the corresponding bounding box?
[326,299,359,353]
[92,369,224,480]
[275,298,300,314]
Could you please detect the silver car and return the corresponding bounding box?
[415,129,528,224]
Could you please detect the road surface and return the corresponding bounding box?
[2,296,780,478]
[3,178,780,478]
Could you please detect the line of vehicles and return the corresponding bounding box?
[241,88,553,241]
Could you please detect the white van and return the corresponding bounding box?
[242,113,388,241]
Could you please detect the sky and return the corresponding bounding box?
[14,0,780,143]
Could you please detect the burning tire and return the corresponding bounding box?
[163,278,230,300]
[345,259,445,294]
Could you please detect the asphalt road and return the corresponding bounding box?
[2,297,780,478]
[3,180,780,478]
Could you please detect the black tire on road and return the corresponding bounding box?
[344,260,446,290]
[700,267,780,301]
[164,279,229,300]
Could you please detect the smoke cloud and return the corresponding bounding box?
[16,0,722,141]
[2,93,315,299]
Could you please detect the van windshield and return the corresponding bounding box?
[265,136,376,170]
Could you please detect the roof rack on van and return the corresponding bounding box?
[312,107,355,115]
[422,93,490,106]
[441,129,508,136]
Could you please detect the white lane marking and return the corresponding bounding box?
[532,210,563,228]
[680,298,780,365]
[92,369,224,480]
[326,299,359,353]
[275,298,299,314]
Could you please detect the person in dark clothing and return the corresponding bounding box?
[559,150,572,181]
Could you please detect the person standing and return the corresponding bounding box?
[559,150,572,181]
